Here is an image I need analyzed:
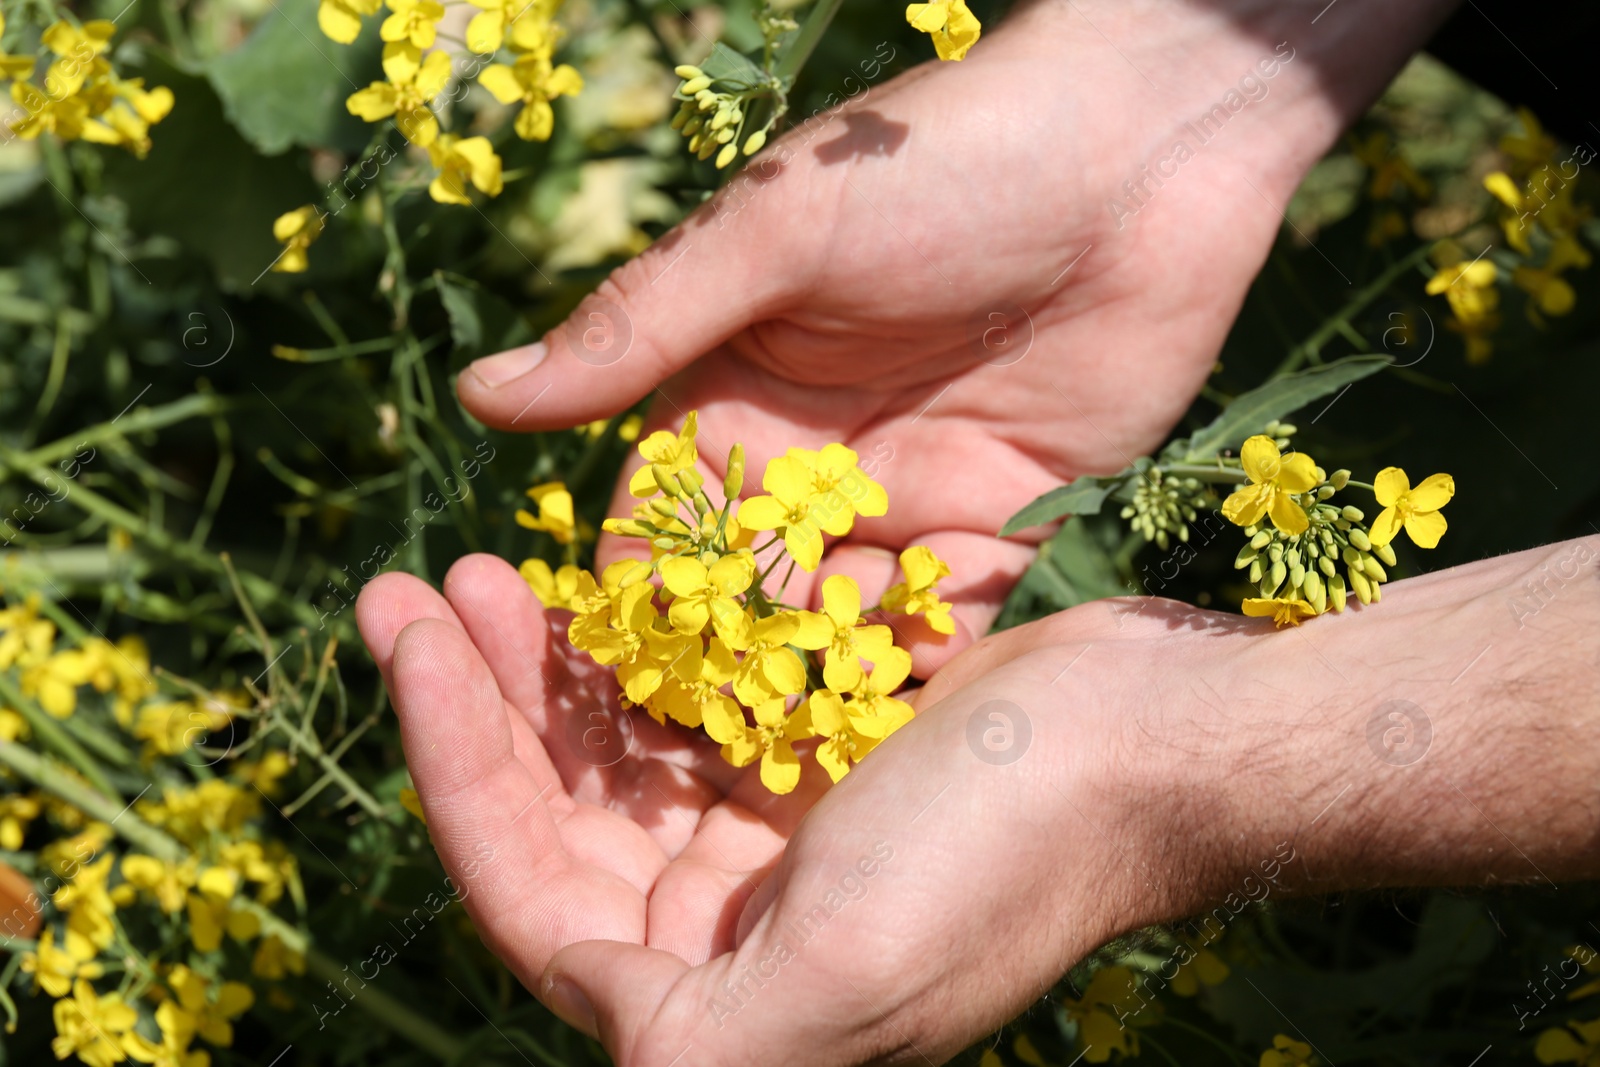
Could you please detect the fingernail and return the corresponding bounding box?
[541,974,597,1036]
[468,343,546,388]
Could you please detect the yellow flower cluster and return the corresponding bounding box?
[668,64,772,170]
[1221,433,1452,626]
[0,599,307,1067]
[1418,109,1593,363]
[0,16,174,159]
[327,0,578,199]
[518,412,954,793]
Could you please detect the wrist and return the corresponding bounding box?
[1163,537,1600,909]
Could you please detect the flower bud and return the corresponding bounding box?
[1348,528,1371,552]
[1363,557,1387,583]
[681,75,712,94]
[716,127,736,144]
[1329,469,1350,490]
[743,129,767,155]
[1267,560,1286,596]
[652,537,678,551]
[1374,542,1396,567]
[1235,544,1257,569]
[1250,530,1271,550]
[1268,543,1283,563]
[1319,555,1336,577]
[1341,545,1361,567]
[654,467,683,497]
[1303,569,1324,606]
[617,520,656,538]
[1317,485,1336,501]
[1249,559,1263,583]
[1341,505,1365,523]
[620,561,654,588]
[1349,568,1372,605]
[710,109,732,131]
[649,498,677,519]
[724,443,745,499]
[1121,505,1136,520]
[674,64,704,79]
[1328,573,1347,612]
[1288,562,1305,589]
[716,143,738,168]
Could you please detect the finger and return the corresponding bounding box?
[457,175,812,432]
[355,571,465,692]
[440,554,555,715]
[390,618,644,982]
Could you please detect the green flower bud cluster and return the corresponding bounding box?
[1119,470,1215,551]
[1233,469,1396,612]
[670,65,774,169]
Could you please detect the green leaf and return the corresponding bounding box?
[1012,518,1128,614]
[1180,355,1390,462]
[699,43,766,88]
[207,0,381,156]
[999,476,1117,537]
[435,271,534,360]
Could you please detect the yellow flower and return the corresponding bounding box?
[271,206,323,274]
[0,595,54,669]
[730,613,811,707]
[123,999,209,1067]
[120,854,197,914]
[881,546,956,635]
[21,647,98,717]
[723,697,808,794]
[53,854,117,952]
[252,934,307,980]
[841,646,915,733]
[20,927,105,998]
[1369,467,1452,549]
[792,575,895,692]
[1513,263,1577,319]
[660,552,755,646]
[648,637,745,740]
[1242,596,1318,628]
[465,0,559,54]
[168,964,254,1047]
[0,792,40,849]
[514,482,576,543]
[1221,436,1318,535]
[1260,1034,1315,1067]
[518,560,592,608]
[0,706,29,742]
[627,411,698,497]
[905,0,981,61]
[1539,1018,1600,1065]
[787,443,888,531]
[1426,252,1500,327]
[791,689,882,783]
[1169,936,1230,996]
[132,699,233,758]
[51,980,137,1067]
[380,0,444,49]
[319,0,383,43]
[232,750,293,797]
[345,43,451,146]
[425,133,503,205]
[479,53,582,141]
[1061,966,1144,1062]
[736,455,832,571]
[186,867,260,951]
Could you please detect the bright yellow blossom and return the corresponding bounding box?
[628,411,699,497]
[120,854,197,914]
[724,698,808,794]
[479,54,582,142]
[792,575,895,692]
[519,559,592,608]
[881,545,956,634]
[1221,436,1318,535]
[1242,596,1318,627]
[1169,935,1230,996]
[792,689,882,783]
[1350,130,1431,200]
[1061,966,1144,1062]
[252,933,308,980]
[0,792,40,849]
[20,927,105,998]
[841,646,915,733]
[169,964,255,1046]
[515,482,576,543]
[51,980,137,1067]
[123,1000,209,1067]
[736,455,834,570]
[906,0,981,61]
[381,0,445,49]
[648,637,745,740]
[661,552,756,646]
[426,134,504,205]
[346,44,451,146]
[0,13,35,81]
[271,206,324,274]
[1369,467,1452,549]
[21,647,98,717]
[465,0,559,54]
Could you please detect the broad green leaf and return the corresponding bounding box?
[1180,355,1389,462]
[208,0,381,156]
[999,476,1115,537]
[435,271,534,359]
[699,43,766,88]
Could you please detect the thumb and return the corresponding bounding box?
[540,940,694,1059]
[458,172,801,432]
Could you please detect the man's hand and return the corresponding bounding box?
[360,538,1600,1066]
[454,0,1457,664]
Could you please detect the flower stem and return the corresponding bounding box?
[773,0,846,84]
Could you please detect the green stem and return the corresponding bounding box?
[1158,464,1249,485]
[0,675,117,795]
[1272,241,1434,377]
[774,0,846,84]
[0,393,228,473]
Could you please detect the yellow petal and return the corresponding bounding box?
[1266,491,1309,536]
[1221,484,1270,527]
[1239,435,1281,485]
[735,495,787,531]
[346,83,398,121]
[514,98,555,142]
[1405,472,1454,511]
[785,524,823,571]
[906,2,948,32]
[760,742,801,794]
[1372,466,1410,507]
[1368,505,1402,548]
[477,63,524,105]
[1403,508,1447,549]
[821,574,861,627]
[762,455,811,505]
[465,8,504,52]
[1275,451,1318,493]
